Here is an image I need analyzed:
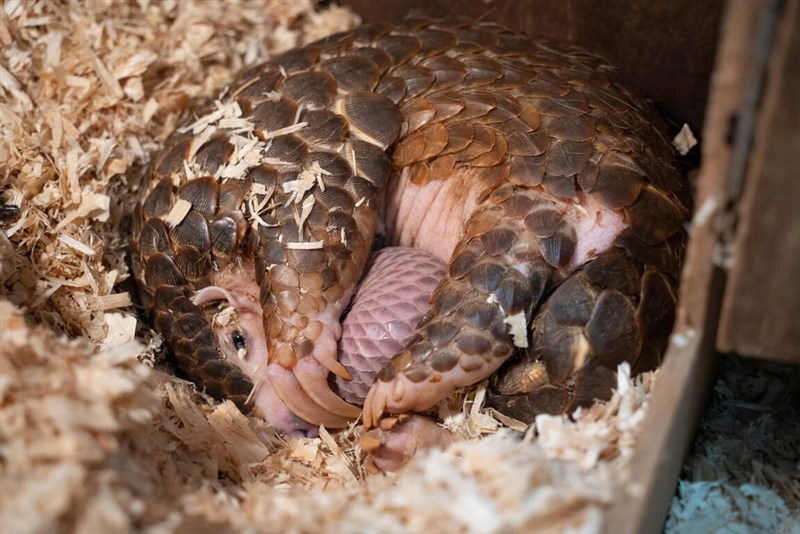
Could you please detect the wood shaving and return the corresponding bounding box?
[666,357,800,532]
[4,2,789,533]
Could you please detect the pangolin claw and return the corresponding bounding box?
[293,356,362,420]
[267,364,354,428]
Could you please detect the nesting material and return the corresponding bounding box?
[2,1,671,532]
[666,357,800,533]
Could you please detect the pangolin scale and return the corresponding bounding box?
[130,16,690,436]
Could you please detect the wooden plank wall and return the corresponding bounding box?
[717,0,800,362]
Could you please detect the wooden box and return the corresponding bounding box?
[2,0,796,531]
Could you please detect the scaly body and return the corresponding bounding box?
[130,17,689,439]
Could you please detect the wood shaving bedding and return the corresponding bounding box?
[1,2,774,533]
[666,357,800,532]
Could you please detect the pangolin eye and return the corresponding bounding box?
[232,331,246,350]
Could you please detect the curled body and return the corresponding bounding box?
[130,17,690,451]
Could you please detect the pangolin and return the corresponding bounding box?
[130,16,690,459]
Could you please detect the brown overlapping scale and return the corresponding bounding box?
[491,269,531,315]
[493,33,535,57]
[585,85,633,114]
[494,63,535,89]
[144,253,186,288]
[174,245,211,281]
[458,92,497,121]
[353,22,392,44]
[396,16,433,33]
[525,73,570,98]
[315,186,356,213]
[480,227,516,256]
[586,151,645,209]
[541,174,577,199]
[218,182,245,212]
[245,163,278,195]
[209,215,240,258]
[462,57,505,86]
[486,384,569,421]
[544,138,593,177]
[636,269,677,344]
[321,56,381,92]
[596,109,636,134]
[340,92,402,149]
[426,154,456,180]
[519,103,543,130]
[376,34,422,65]
[251,98,299,134]
[453,123,495,162]
[540,114,596,141]
[232,69,282,99]
[536,312,586,385]
[438,121,473,155]
[506,130,549,156]
[389,65,433,99]
[142,178,173,219]
[491,358,549,396]
[375,75,408,104]
[571,359,617,407]
[558,65,611,88]
[616,230,683,278]
[306,151,353,185]
[508,155,546,186]
[193,136,233,174]
[583,246,642,294]
[524,206,564,239]
[633,345,662,376]
[153,137,191,177]
[171,210,210,250]
[272,46,321,74]
[585,290,641,367]
[347,176,382,207]
[283,71,337,108]
[421,55,468,91]
[392,122,448,167]
[470,131,507,167]
[264,135,307,166]
[481,94,522,125]
[546,273,598,326]
[624,185,687,244]
[307,30,356,56]
[177,176,218,218]
[296,109,348,149]
[349,46,394,73]
[453,27,500,51]
[429,346,460,372]
[576,160,600,192]
[416,28,458,55]
[351,139,393,188]
[428,91,466,123]
[400,98,437,133]
[539,225,577,268]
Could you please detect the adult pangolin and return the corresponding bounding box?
[130,16,690,467]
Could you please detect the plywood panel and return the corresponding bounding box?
[604,0,771,531]
[717,0,800,362]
